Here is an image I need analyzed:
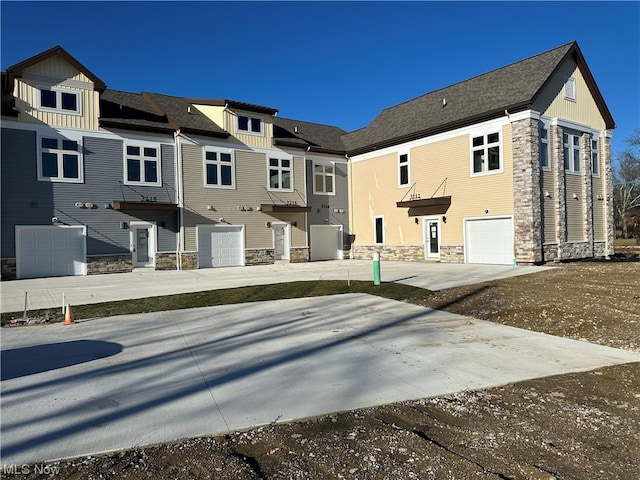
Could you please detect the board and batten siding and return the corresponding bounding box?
[533,57,607,132]
[565,173,584,242]
[182,144,308,252]
[15,56,100,131]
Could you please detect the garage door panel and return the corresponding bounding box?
[465,218,514,265]
[310,225,342,261]
[197,225,244,268]
[16,226,86,279]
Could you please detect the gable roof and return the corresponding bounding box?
[273,117,347,155]
[5,45,106,92]
[99,90,229,138]
[342,41,615,156]
[185,98,278,116]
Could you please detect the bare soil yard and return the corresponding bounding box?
[5,258,640,480]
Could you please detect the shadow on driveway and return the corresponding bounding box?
[1,340,123,381]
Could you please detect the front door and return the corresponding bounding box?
[273,223,289,261]
[424,218,440,259]
[131,224,155,267]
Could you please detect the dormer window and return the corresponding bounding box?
[237,114,263,135]
[37,86,81,115]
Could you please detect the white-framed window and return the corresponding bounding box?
[268,157,292,191]
[237,114,263,135]
[563,132,581,174]
[125,144,161,186]
[374,215,385,244]
[37,86,82,115]
[471,131,501,175]
[313,162,335,194]
[204,149,235,188]
[591,138,599,176]
[539,122,550,169]
[564,77,576,101]
[398,152,410,186]
[38,135,83,183]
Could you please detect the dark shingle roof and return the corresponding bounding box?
[99,90,229,138]
[342,41,614,155]
[186,98,278,116]
[273,117,347,154]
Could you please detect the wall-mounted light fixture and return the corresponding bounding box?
[572,193,579,200]
[544,191,551,198]
[415,218,419,224]
[442,216,447,223]
[484,209,490,214]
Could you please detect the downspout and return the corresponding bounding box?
[174,129,184,270]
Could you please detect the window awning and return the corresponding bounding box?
[396,196,451,216]
[112,201,178,211]
[260,204,312,213]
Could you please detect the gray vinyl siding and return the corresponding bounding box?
[306,158,351,243]
[565,174,584,242]
[0,128,177,258]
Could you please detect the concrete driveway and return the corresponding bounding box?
[2,294,638,465]
[0,260,551,313]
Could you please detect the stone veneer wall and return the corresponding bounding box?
[542,244,559,262]
[245,248,275,265]
[602,135,615,256]
[353,245,424,261]
[155,252,178,271]
[439,245,464,263]
[290,247,310,263]
[87,254,132,275]
[1,258,17,280]
[512,118,543,264]
[179,252,198,270]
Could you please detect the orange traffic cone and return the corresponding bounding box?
[64,303,75,325]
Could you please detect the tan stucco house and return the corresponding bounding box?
[343,41,615,265]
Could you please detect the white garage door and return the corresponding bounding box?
[197,225,244,268]
[310,225,343,261]
[16,226,86,279]
[465,217,514,265]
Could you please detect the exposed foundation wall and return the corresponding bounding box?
[245,248,275,265]
[439,245,465,263]
[86,254,132,274]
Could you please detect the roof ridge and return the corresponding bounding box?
[377,41,576,114]
[276,116,347,131]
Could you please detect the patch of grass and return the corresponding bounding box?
[1,281,432,327]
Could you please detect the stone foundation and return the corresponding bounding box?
[290,247,310,263]
[179,252,198,270]
[439,245,464,263]
[543,244,559,262]
[1,258,16,280]
[352,245,425,261]
[155,252,178,271]
[245,248,275,265]
[87,254,133,275]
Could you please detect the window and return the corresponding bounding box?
[237,114,263,135]
[472,132,501,174]
[398,153,410,186]
[37,86,81,115]
[564,77,576,101]
[313,163,335,194]
[204,150,234,188]
[591,138,599,176]
[38,136,83,182]
[374,216,384,244]
[563,132,581,173]
[268,158,292,190]
[539,123,549,169]
[125,145,161,185]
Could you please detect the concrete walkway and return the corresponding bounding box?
[2,294,638,465]
[0,260,551,313]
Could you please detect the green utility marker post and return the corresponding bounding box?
[373,252,381,285]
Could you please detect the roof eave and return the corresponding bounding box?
[99,119,175,135]
[347,102,531,156]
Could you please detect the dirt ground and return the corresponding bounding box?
[4,257,639,480]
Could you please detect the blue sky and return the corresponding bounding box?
[2,1,638,156]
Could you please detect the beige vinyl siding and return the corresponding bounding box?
[15,57,100,130]
[226,109,274,149]
[592,176,605,241]
[533,57,607,131]
[182,145,307,251]
[350,125,514,247]
[192,104,225,128]
[541,170,556,243]
[565,174,584,242]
